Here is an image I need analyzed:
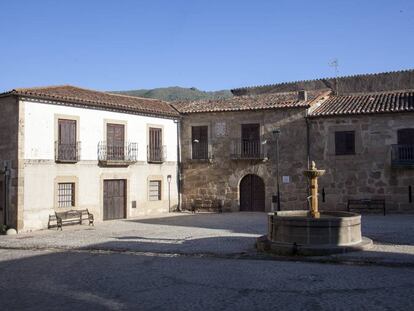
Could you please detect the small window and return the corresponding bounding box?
[57,183,75,207]
[335,131,355,155]
[149,180,161,201]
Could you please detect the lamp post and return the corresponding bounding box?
[272,129,281,211]
[167,174,172,212]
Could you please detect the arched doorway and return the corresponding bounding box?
[239,174,265,212]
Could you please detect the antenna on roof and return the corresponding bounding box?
[329,58,339,95]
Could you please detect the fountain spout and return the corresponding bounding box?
[303,161,325,218]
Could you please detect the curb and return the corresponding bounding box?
[1,245,413,268]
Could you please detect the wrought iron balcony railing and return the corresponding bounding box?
[147,145,167,163]
[231,139,267,160]
[391,144,414,166]
[55,141,81,162]
[98,141,138,165]
[191,141,212,160]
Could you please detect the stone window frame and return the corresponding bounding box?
[327,124,362,158]
[54,176,79,210]
[147,175,163,201]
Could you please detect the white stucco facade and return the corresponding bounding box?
[20,99,179,231]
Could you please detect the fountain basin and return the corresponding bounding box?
[256,210,373,256]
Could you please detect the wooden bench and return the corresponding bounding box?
[190,198,223,213]
[48,209,94,230]
[347,199,386,216]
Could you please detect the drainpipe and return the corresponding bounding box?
[305,110,310,169]
[2,163,10,227]
[305,110,311,201]
[174,119,182,212]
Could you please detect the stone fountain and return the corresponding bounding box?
[256,161,373,256]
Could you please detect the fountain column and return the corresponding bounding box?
[304,161,325,219]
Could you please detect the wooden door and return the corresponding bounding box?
[58,119,77,161]
[240,174,265,212]
[107,124,125,160]
[103,179,126,220]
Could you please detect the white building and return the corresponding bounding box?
[0,85,180,232]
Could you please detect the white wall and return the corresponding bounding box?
[23,99,178,161]
[20,99,179,231]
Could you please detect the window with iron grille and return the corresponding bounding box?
[148,180,161,201]
[335,131,355,155]
[58,183,75,207]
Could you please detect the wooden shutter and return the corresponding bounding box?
[149,128,162,161]
[107,124,125,146]
[107,124,125,160]
[58,119,76,145]
[58,119,77,161]
[149,128,162,149]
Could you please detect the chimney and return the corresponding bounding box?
[298,90,307,101]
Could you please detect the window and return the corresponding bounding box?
[191,126,208,159]
[241,123,261,157]
[149,180,161,201]
[106,123,125,160]
[148,127,163,162]
[57,183,75,207]
[398,129,414,145]
[335,131,355,155]
[57,119,77,161]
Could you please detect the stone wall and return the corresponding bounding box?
[0,95,19,229]
[232,69,414,96]
[309,113,414,212]
[180,108,310,212]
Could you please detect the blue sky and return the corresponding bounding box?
[1,0,413,91]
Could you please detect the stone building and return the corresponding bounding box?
[174,69,414,213]
[1,69,414,232]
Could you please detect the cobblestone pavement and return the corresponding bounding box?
[0,212,414,265]
[0,248,413,311]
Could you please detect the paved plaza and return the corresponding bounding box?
[1,212,414,310]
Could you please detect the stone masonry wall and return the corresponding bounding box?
[180,108,310,212]
[309,113,414,212]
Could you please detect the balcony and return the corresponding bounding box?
[147,145,167,163]
[55,141,81,163]
[191,141,212,161]
[231,139,268,160]
[98,141,138,166]
[391,144,414,167]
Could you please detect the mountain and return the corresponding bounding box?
[114,86,232,102]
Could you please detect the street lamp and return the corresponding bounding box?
[167,174,172,212]
[272,129,281,211]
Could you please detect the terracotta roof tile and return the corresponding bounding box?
[172,90,328,114]
[1,85,179,117]
[309,90,414,117]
